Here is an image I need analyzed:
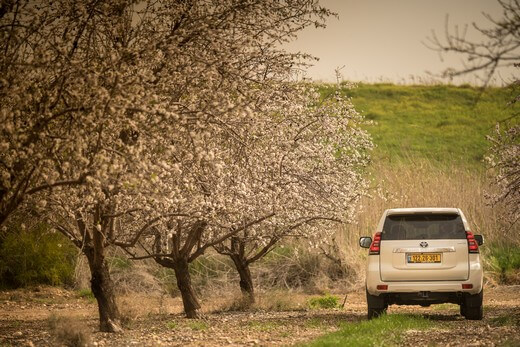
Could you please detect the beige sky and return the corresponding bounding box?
[286,0,516,85]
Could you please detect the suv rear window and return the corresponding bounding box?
[382,213,466,240]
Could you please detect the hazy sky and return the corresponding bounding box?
[285,0,516,84]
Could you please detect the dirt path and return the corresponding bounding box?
[398,285,520,346]
[0,285,519,346]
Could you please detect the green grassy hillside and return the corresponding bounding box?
[323,83,516,168]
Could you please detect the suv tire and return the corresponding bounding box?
[463,290,483,320]
[366,289,387,319]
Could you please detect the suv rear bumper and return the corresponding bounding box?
[366,279,483,295]
[366,255,483,296]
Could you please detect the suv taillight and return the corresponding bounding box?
[466,231,479,253]
[369,232,382,255]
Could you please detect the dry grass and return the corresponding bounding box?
[254,290,309,311]
[47,314,91,347]
[332,159,510,282]
[118,292,184,318]
[215,289,310,312]
[356,160,503,238]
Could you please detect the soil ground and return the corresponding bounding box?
[0,285,519,346]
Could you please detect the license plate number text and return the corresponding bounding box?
[407,253,441,263]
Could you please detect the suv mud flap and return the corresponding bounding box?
[465,290,484,308]
[366,289,385,308]
[366,289,388,319]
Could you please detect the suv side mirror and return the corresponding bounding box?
[359,236,372,248]
[474,234,484,246]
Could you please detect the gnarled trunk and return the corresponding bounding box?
[172,257,201,318]
[86,255,122,332]
[230,254,255,303]
[150,220,208,318]
[84,226,122,332]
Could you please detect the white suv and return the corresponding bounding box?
[359,208,484,320]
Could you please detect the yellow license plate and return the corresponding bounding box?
[407,253,441,263]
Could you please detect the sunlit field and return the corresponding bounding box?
[323,83,516,169]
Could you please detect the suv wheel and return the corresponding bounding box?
[465,305,483,320]
[463,290,483,320]
[366,289,387,319]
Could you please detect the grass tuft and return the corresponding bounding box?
[304,318,327,329]
[166,321,178,330]
[108,255,133,271]
[303,314,432,347]
[77,289,95,302]
[490,314,520,327]
[188,321,209,331]
[432,303,458,311]
[500,337,520,347]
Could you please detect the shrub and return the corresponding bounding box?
[308,294,340,309]
[258,245,322,289]
[255,290,303,311]
[0,223,77,288]
[484,244,520,284]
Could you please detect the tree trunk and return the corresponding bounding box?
[84,225,122,332]
[230,255,255,304]
[172,257,201,318]
[86,255,122,332]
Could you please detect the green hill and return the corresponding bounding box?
[323,83,516,169]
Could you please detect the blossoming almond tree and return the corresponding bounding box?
[120,82,372,316]
[106,1,370,317]
[0,0,177,332]
[213,87,372,303]
[1,0,167,331]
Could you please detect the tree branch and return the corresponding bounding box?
[188,212,275,262]
[115,213,189,248]
[26,173,91,195]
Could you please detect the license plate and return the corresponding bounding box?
[407,253,441,263]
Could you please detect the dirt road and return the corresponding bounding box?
[0,285,519,346]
